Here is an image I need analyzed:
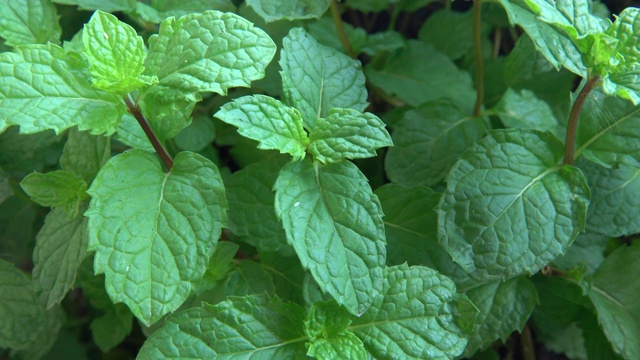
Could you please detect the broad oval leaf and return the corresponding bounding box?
[583,161,640,237]
[350,264,475,360]
[85,150,228,325]
[274,158,386,316]
[0,0,61,46]
[0,44,126,135]
[463,277,539,356]
[32,205,88,309]
[82,10,154,93]
[247,0,331,22]
[589,246,640,360]
[280,28,368,129]
[309,108,392,164]
[385,100,486,186]
[137,294,308,359]
[575,89,640,167]
[437,129,590,281]
[20,170,88,217]
[144,10,276,97]
[215,94,309,160]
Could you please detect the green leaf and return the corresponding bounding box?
[0,44,127,135]
[345,0,392,12]
[602,69,640,106]
[137,295,308,359]
[60,128,111,184]
[493,88,561,133]
[309,108,392,164]
[604,7,640,66]
[495,0,586,76]
[215,95,309,160]
[247,0,331,22]
[0,0,61,46]
[274,158,386,316]
[81,10,155,94]
[437,129,591,281]
[114,114,154,152]
[552,232,607,275]
[144,10,276,97]
[224,261,276,297]
[52,0,136,12]
[375,183,473,287]
[580,313,624,360]
[589,246,640,360]
[418,9,479,60]
[136,0,236,23]
[174,116,216,152]
[365,41,476,112]
[0,259,45,350]
[305,17,368,55]
[225,156,291,253]
[32,205,88,309]
[521,0,606,44]
[90,303,133,352]
[280,28,368,129]
[138,86,195,143]
[362,31,404,56]
[305,301,367,360]
[20,170,88,217]
[575,89,640,167]
[350,264,475,359]
[463,277,539,356]
[385,100,487,186]
[85,150,228,325]
[582,161,640,237]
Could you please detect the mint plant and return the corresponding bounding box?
[0,0,639,359]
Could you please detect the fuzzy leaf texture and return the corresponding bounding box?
[589,246,640,360]
[305,301,367,360]
[247,0,331,22]
[215,95,309,160]
[85,150,228,325]
[437,129,590,281]
[274,158,386,316]
[20,170,88,217]
[280,28,368,129]
[385,100,486,186]
[81,10,155,94]
[309,108,392,164]
[137,295,308,359]
[0,44,127,135]
[144,10,276,98]
[32,205,88,309]
[0,0,61,46]
[350,264,476,359]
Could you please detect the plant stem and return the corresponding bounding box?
[123,96,174,171]
[472,0,484,117]
[330,0,356,58]
[521,325,536,360]
[563,75,601,165]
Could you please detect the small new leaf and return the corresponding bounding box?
[274,158,386,316]
[309,108,392,164]
[137,295,308,359]
[85,150,228,325]
[281,28,368,129]
[437,129,590,281]
[144,11,276,97]
[350,264,475,359]
[215,95,309,160]
[20,170,88,217]
[305,301,367,360]
[82,10,155,94]
[0,44,127,135]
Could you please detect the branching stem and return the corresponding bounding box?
[472,0,484,117]
[563,75,601,165]
[123,96,174,171]
[331,0,356,58]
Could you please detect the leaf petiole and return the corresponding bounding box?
[563,75,601,165]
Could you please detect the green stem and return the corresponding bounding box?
[472,0,484,117]
[521,325,536,360]
[330,0,356,58]
[123,96,174,171]
[563,75,601,165]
